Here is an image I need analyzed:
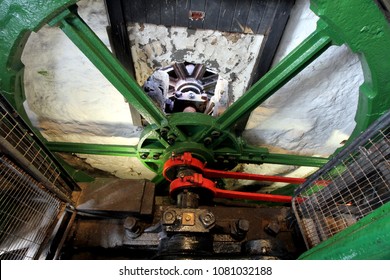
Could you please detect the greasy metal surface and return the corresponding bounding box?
[77,178,155,216]
[63,203,301,259]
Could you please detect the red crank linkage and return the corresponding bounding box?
[163,152,326,203]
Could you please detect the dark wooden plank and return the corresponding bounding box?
[246,0,267,34]
[189,0,207,29]
[160,0,176,27]
[231,0,252,33]
[145,0,161,25]
[175,0,190,27]
[106,0,142,125]
[203,0,221,31]
[217,0,237,32]
[123,0,147,24]
[235,0,295,135]
[257,0,279,34]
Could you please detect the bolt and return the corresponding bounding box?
[160,127,170,137]
[185,215,192,221]
[153,153,161,160]
[204,137,212,146]
[238,219,250,233]
[175,91,183,98]
[189,92,196,99]
[230,219,249,240]
[199,212,215,228]
[211,131,221,139]
[167,134,176,145]
[201,93,208,100]
[265,221,280,236]
[124,217,137,230]
[124,217,141,239]
[140,153,149,159]
[217,156,224,162]
[163,210,176,225]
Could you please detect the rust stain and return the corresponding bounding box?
[189,10,205,21]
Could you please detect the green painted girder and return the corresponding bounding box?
[46,142,138,156]
[47,8,172,134]
[310,0,390,140]
[46,141,328,168]
[212,24,332,133]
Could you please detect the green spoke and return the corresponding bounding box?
[214,23,332,133]
[239,146,328,167]
[48,7,167,127]
[47,142,138,157]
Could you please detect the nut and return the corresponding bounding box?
[163,210,177,225]
[199,212,215,228]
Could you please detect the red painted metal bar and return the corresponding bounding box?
[215,188,293,204]
[204,168,306,184]
[164,153,323,203]
[163,152,329,185]
[169,174,294,203]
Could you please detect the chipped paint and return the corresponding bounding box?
[128,23,264,102]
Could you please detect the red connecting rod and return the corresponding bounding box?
[163,152,327,203]
[169,173,294,203]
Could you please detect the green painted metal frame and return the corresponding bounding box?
[1,0,390,259]
[2,0,389,175]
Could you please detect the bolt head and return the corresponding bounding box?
[211,131,221,138]
[199,212,215,228]
[160,127,169,137]
[124,217,137,230]
[163,210,176,225]
[167,135,176,145]
[140,153,149,159]
[203,137,212,146]
[238,219,249,232]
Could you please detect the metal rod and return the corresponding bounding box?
[215,188,293,204]
[53,208,77,260]
[204,168,329,186]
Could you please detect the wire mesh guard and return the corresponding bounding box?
[0,101,72,197]
[292,111,390,249]
[0,157,62,259]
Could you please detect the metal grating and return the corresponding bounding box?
[0,156,63,260]
[0,101,72,197]
[292,111,390,249]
